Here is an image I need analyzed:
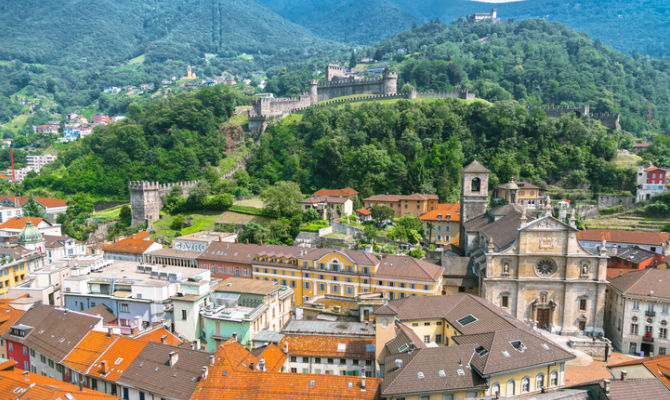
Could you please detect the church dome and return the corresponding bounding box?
[19,219,42,244]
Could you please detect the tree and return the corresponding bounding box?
[409,245,425,259]
[239,222,270,244]
[23,196,45,218]
[426,222,434,244]
[170,215,184,231]
[303,207,320,222]
[119,205,131,225]
[363,224,378,243]
[261,181,303,218]
[349,50,357,68]
[370,205,395,226]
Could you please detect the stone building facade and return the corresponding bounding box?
[128,181,197,225]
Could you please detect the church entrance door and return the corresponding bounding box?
[537,308,551,331]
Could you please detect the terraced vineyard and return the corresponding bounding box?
[584,210,670,231]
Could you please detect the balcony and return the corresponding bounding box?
[646,311,656,317]
[643,333,654,343]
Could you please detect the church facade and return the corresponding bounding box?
[459,161,608,336]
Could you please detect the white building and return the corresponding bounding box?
[171,231,236,252]
[636,164,669,202]
[0,206,23,223]
[605,268,670,356]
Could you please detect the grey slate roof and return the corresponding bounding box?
[614,246,657,264]
[384,322,426,355]
[118,342,210,400]
[462,160,490,173]
[608,378,670,400]
[381,345,488,396]
[609,268,670,299]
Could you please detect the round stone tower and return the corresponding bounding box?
[309,80,318,105]
[382,69,398,95]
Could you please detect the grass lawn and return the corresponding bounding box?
[233,197,264,208]
[91,204,127,220]
[217,211,274,226]
[236,53,254,60]
[584,211,670,231]
[613,152,643,170]
[151,212,222,241]
[128,54,145,65]
[299,220,330,232]
[2,114,29,133]
[220,144,250,174]
[224,112,249,126]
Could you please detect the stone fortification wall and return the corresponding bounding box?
[316,78,388,102]
[251,95,312,117]
[526,104,620,130]
[128,180,198,225]
[598,194,634,209]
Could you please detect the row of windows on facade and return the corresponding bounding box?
[367,202,424,209]
[254,269,429,289]
[290,356,372,365]
[491,372,559,398]
[628,343,668,356]
[629,323,668,339]
[631,302,670,313]
[255,261,371,274]
[290,367,373,377]
[201,264,250,276]
[0,274,24,289]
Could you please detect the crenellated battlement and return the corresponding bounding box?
[526,104,620,130]
[128,180,199,225]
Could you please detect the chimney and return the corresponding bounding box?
[101,360,108,375]
[249,362,255,371]
[201,366,208,380]
[283,341,289,354]
[168,351,179,367]
[193,339,201,351]
[232,332,238,342]
[620,370,627,381]
[79,379,83,391]
[107,327,113,337]
[394,359,402,369]
[604,379,611,395]
[209,355,215,366]
[258,357,266,371]
[161,335,168,344]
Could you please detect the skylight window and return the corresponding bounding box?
[439,370,446,377]
[457,314,478,326]
[417,371,424,379]
[502,351,510,358]
[510,340,527,352]
[542,343,550,350]
[115,357,123,365]
[475,346,488,357]
[337,343,346,352]
[457,369,465,376]
[397,344,409,352]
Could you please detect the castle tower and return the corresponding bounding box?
[309,80,318,105]
[129,181,162,226]
[382,69,398,95]
[460,160,490,250]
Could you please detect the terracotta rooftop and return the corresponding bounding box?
[214,277,285,296]
[103,237,159,254]
[0,216,45,230]
[419,202,460,222]
[282,335,375,360]
[312,188,359,197]
[609,268,670,299]
[356,208,371,215]
[0,367,120,400]
[191,340,380,400]
[0,196,67,209]
[197,242,263,264]
[129,231,150,240]
[300,196,349,204]
[608,354,670,390]
[134,326,183,346]
[577,229,670,246]
[0,300,24,337]
[376,255,444,282]
[88,336,146,382]
[61,330,118,374]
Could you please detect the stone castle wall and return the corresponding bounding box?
[129,180,198,225]
[526,104,620,130]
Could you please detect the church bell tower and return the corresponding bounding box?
[460,160,490,250]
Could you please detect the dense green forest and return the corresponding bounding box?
[375,20,670,136]
[20,86,241,197]
[246,99,626,201]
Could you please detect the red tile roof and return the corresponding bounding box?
[128,231,150,240]
[61,331,118,373]
[0,368,120,400]
[577,229,670,246]
[103,237,159,254]
[282,335,374,360]
[312,188,358,197]
[0,196,67,209]
[419,202,460,222]
[88,336,147,382]
[356,208,371,216]
[134,327,183,346]
[608,354,670,390]
[0,300,24,337]
[191,340,380,400]
[0,216,45,230]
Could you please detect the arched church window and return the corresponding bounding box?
[471,177,481,192]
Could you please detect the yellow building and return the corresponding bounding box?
[375,295,574,399]
[363,193,439,218]
[419,203,460,246]
[495,181,545,208]
[0,259,28,299]
[252,248,443,306]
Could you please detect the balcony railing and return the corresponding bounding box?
[646,311,656,317]
[643,333,654,343]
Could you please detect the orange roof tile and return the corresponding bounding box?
[0,196,67,209]
[608,354,670,389]
[129,231,150,240]
[191,341,380,400]
[0,368,120,399]
[577,229,670,246]
[61,331,118,374]
[88,337,147,382]
[0,216,44,230]
[356,208,371,215]
[419,202,460,222]
[103,237,159,254]
[281,335,375,360]
[0,301,24,337]
[134,327,183,346]
[313,188,359,197]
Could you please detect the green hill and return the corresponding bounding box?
[0,0,328,67]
